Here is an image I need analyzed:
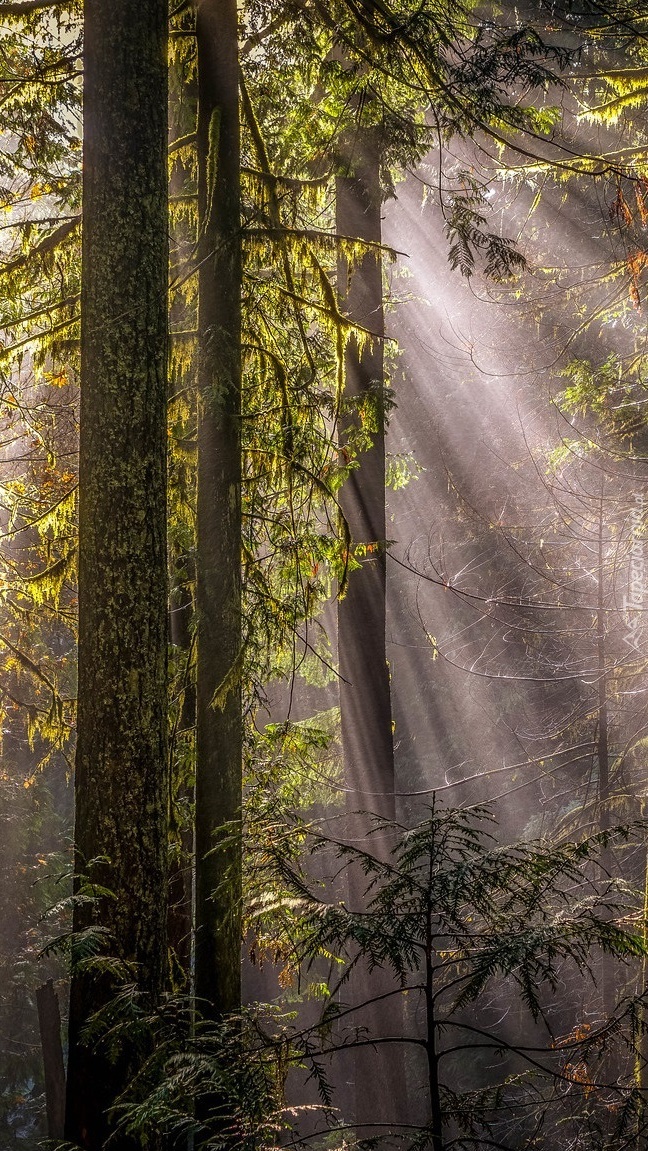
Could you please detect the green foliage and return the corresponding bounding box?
[386,452,424,492]
[558,355,648,438]
[0,787,71,1149]
[267,802,648,1147]
[0,5,80,1089]
[0,2,80,775]
[70,804,648,1150]
[4,0,648,1146]
[291,801,642,995]
[76,990,301,1151]
[445,177,528,281]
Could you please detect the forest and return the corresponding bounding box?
[2,0,648,1148]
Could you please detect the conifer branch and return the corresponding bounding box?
[0,292,79,332]
[0,215,80,280]
[169,132,195,156]
[0,630,59,697]
[239,70,317,380]
[241,15,287,60]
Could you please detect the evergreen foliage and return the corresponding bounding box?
[2,0,648,1146]
[70,804,648,1151]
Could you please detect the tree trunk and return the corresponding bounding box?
[425,888,444,1151]
[65,1,169,1145]
[336,129,407,1136]
[36,980,65,1140]
[194,0,243,1022]
[336,133,395,824]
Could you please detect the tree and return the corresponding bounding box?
[64,0,169,1146]
[194,0,243,1023]
[262,0,570,830]
[69,802,648,1151]
[0,5,81,1140]
[337,128,396,822]
[5,0,648,1141]
[278,802,647,1151]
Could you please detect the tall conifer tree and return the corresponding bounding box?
[337,129,395,822]
[65,0,169,1145]
[194,0,243,1020]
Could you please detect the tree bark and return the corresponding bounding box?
[336,130,408,1136]
[65,1,169,1145]
[194,0,243,1022]
[336,133,396,824]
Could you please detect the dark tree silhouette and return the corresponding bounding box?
[194,0,244,1022]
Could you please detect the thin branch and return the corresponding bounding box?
[0,0,72,15]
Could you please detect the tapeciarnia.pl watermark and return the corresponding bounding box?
[623,492,646,652]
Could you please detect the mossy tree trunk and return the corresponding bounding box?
[65,1,169,1147]
[194,0,243,1022]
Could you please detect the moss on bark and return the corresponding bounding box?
[194,0,243,1023]
[65,2,169,1146]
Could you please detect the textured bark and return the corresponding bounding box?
[194,0,243,1021]
[65,1,169,1146]
[336,134,395,822]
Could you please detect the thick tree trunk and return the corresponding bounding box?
[194,0,243,1022]
[336,135,395,824]
[65,1,169,1146]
